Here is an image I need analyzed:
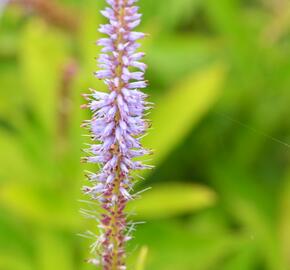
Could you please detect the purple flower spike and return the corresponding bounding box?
[82,1,151,269]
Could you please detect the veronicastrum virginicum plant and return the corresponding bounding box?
[81,0,152,269]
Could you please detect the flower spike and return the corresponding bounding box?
[82,1,151,269]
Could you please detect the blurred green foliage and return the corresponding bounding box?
[1,0,290,269]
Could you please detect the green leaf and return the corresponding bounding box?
[0,131,37,184]
[128,182,217,219]
[212,164,285,270]
[146,35,218,87]
[158,0,201,29]
[205,0,261,77]
[130,219,242,270]
[140,0,201,30]
[143,63,226,167]
[223,242,259,270]
[135,246,149,270]
[77,0,104,90]
[0,62,23,121]
[279,171,290,268]
[19,19,70,133]
[0,183,80,229]
[35,230,74,270]
[0,252,33,270]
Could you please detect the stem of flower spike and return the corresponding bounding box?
[106,2,127,269]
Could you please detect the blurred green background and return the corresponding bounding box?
[1,0,290,269]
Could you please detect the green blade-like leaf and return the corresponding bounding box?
[0,183,80,229]
[130,219,242,270]
[143,63,226,167]
[279,171,290,268]
[212,164,285,270]
[0,252,33,270]
[35,230,74,270]
[135,246,149,270]
[129,182,217,219]
[223,242,259,270]
[19,19,70,133]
